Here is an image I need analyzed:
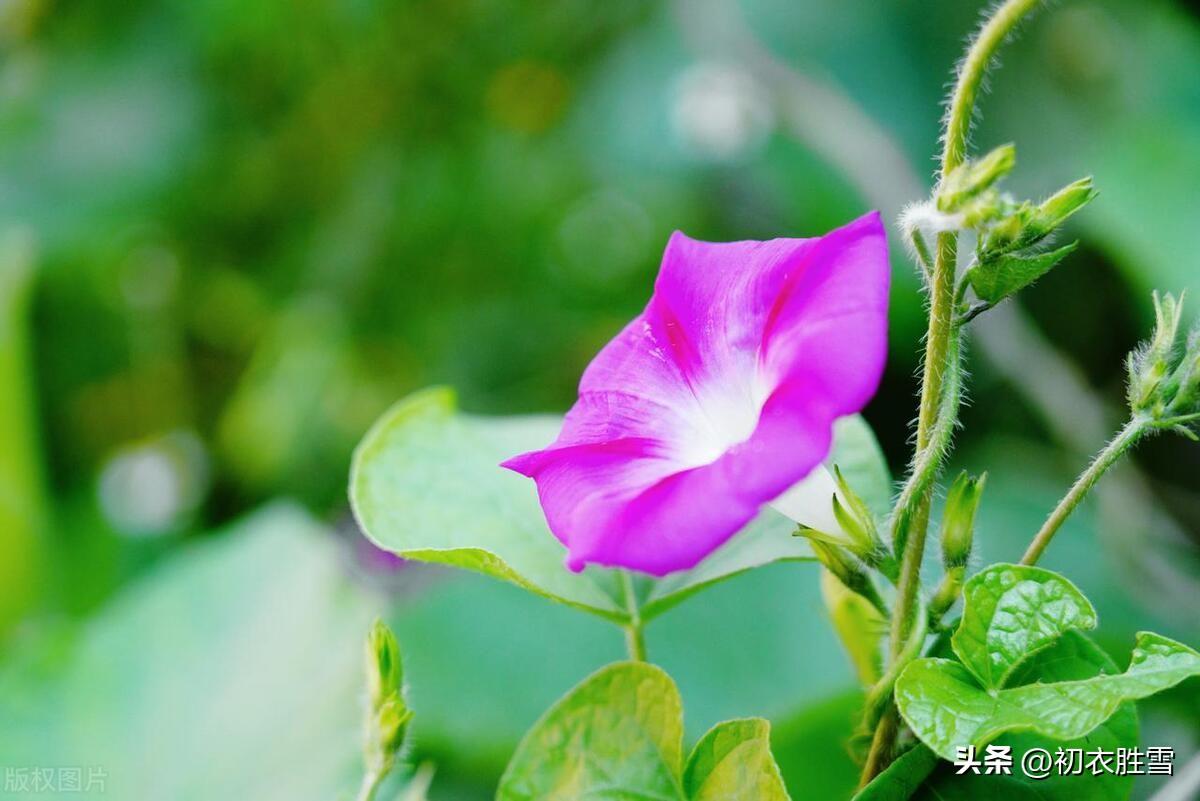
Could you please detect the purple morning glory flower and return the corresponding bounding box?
[503,212,890,576]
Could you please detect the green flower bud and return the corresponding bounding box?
[978,202,1032,254]
[366,618,403,711]
[1032,177,1098,236]
[1128,291,1186,414]
[939,471,986,569]
[363,619,412,774]
[978,177,1096,260]
[810,540,884,615]
[936,143,1017,213]
[831,494,871,553]
[374,696,414,756]
[830,465,884,553]
[1177,327,1200,401]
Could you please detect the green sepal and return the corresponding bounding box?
[968,241,1079,304]
[938,472,985,569]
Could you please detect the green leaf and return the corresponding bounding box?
[897,631,1200,761]
[0,504,381,800]
[352,387,627,619]
[497,662,794,801]
[968,242,1078,304]
[910,632,1138,801]
[641,510,806,619]
[950,564,1096,689]
[853,746,939,801]
[496,661,686,801]
[353,389,888,622]
[684,718,790,801]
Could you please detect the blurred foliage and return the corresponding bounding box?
[0,230,43,632]
[2,0,1200,797]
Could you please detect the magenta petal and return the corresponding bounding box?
[504,211,890,575]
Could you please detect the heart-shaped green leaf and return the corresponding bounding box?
[908,631,1138,801]
[496,661,686,800]
[858,631,1142,801]
[352,389,888,622]
[897,631,1200,761]
[951,564,1096,689]
[684,718,790,801]
[351,387,627,619]
[497,661,793,801]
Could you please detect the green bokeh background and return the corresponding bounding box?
[1,0,1198,798]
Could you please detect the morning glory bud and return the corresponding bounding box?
[367,618,403,711]
[1125,292,1200,441]
[936,143,1017,214]
[364,619,412,774]
[1032,177,1098,238]
[978,177,1097,260]
[810,540,885,615]
[830,466,886,555]
[1177,328,1200,403]
[939,471,985,570]
[1128,292,1185,415]
[374,697,412,756]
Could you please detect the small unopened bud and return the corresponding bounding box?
[363,619,412,774]
[375,696,414,755]
[979,177,1097,260]
[1128,292,1186,414]
[940,471,985,569]
[1032,177,1098,236]
[832,494,871,554]
[810,540,884,615]
[367,618,403,711]
[937,143,1017,213]
[1177,328,1200,401]
[830,466,881,548]
[979,206,1031,254]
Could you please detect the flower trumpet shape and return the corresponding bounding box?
[503,212,890,575]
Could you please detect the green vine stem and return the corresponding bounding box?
[1020,419,1147,565]
[356,770,385,801]
[863,0,1046,783]
[620,571,647,662]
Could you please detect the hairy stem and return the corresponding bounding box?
[862,0,1046,783]
[620,571,647,662]
[941,0,1044,173]
[356,770,384,801]
[1021,419,1147,566]
[861,711,899,783]
[857,596,929,785]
